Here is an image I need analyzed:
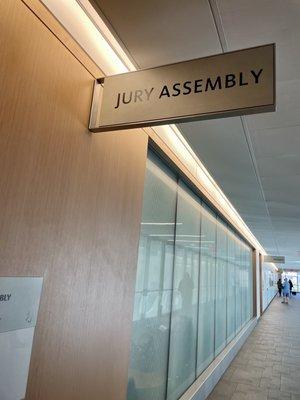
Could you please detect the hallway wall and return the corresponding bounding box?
[261,263,278,312]
[0,1,148,399]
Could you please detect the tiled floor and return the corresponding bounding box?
[208,294,300,400]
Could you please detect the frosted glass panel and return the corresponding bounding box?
[248,249,254,319]
[128,150,254,400]
[227,230,236,343]
[215,218,227,356]
[127,153,177,400]
[167,182,200,400]
[197,204,216,376]
[235,239,242,334]
[241,245,248,327]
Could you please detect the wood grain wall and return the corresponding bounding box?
[0,1,148,399]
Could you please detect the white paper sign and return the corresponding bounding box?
[0,277,43,400]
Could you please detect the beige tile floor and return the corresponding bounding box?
[208,294,300,400]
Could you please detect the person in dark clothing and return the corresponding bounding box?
[277,278,282,297]
[288,279,294,296]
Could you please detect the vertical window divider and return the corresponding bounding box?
[164,176,179,400]
[225,224,229,344]
[232,236,236,339]
[240,242,243,332]
[158,241,166,319]
[141,237,151,320]
[213,218,218,358]
[194,200,203,379]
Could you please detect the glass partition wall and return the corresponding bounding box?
[127,151,254,400]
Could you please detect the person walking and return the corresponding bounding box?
[277,278,282,297]
[282,278,289,304]
[288,279,294,296]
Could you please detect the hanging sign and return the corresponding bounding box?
[89,43,275,132]
[264,255,285,264]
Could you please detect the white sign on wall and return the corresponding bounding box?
[0,277,43,400]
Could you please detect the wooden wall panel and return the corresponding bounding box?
[0,1,148,399]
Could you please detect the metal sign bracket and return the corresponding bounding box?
[89,78,105,133]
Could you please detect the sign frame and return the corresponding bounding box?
[89,43,276,133]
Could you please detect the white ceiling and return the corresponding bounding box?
[92,0,300,269]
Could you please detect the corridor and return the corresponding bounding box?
[208,295,300,400]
